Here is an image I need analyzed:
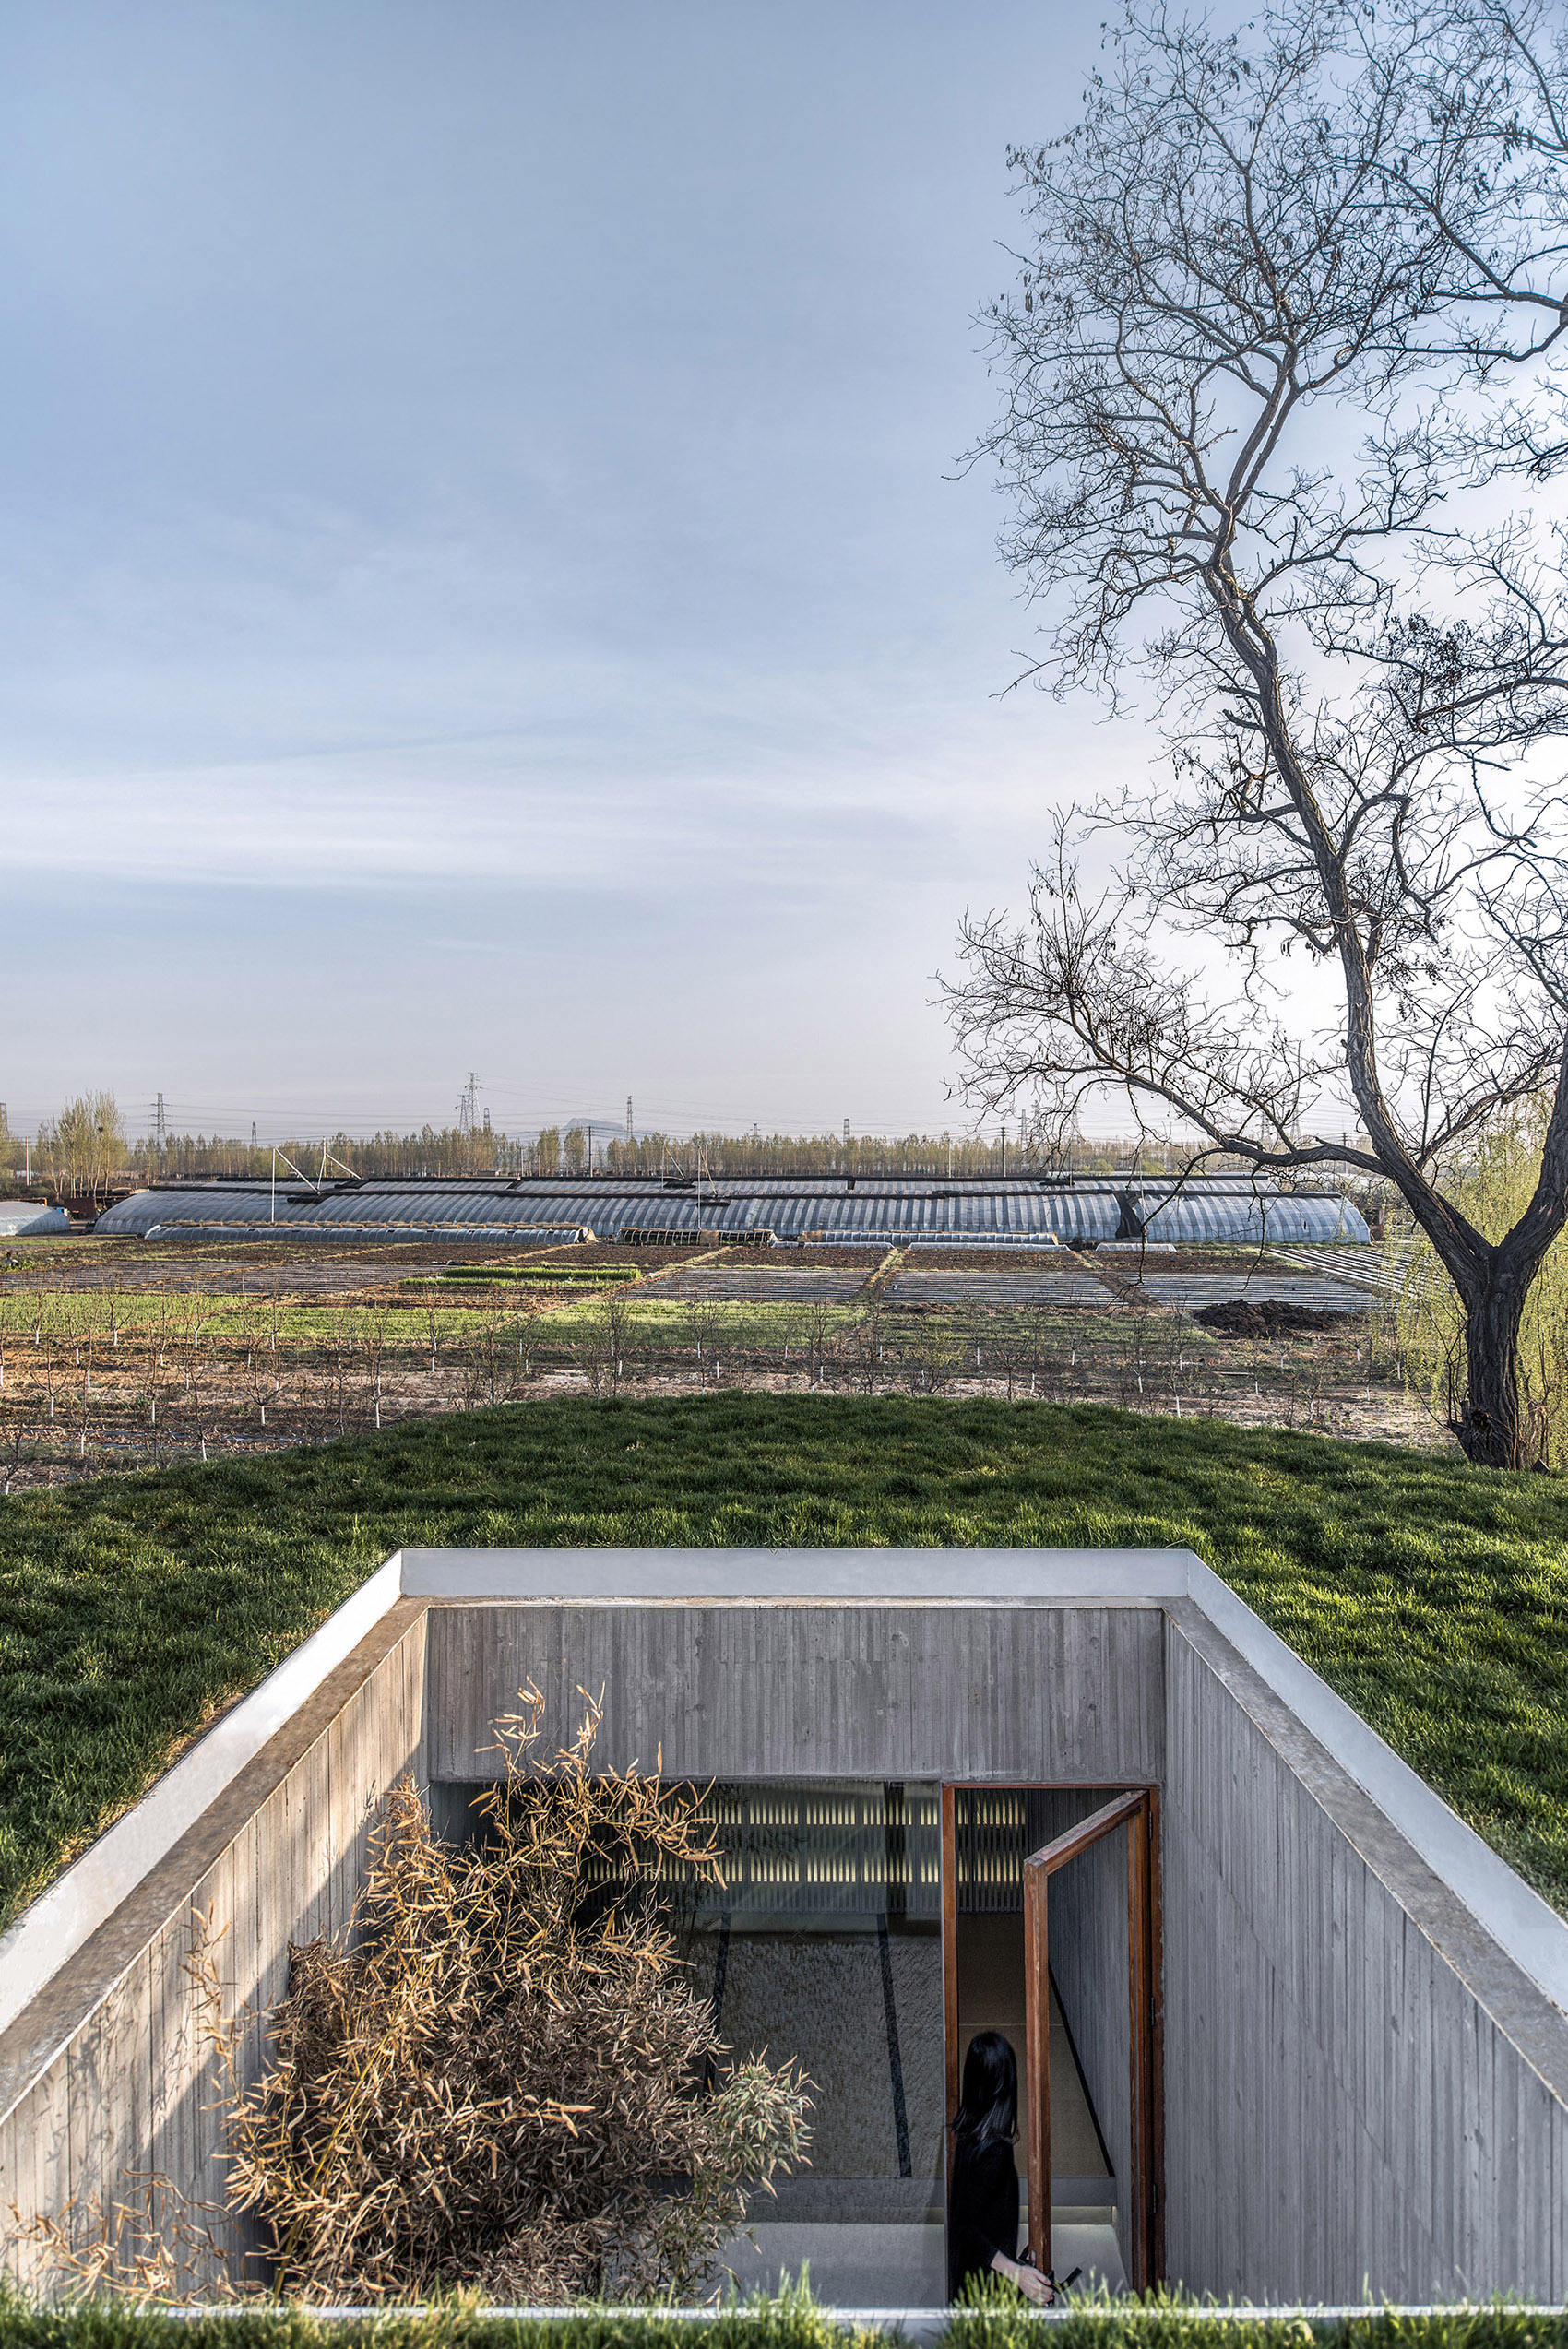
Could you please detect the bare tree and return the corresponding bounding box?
[946,0,1568,1465]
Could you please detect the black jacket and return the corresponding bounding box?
[947,2134,1020,2302]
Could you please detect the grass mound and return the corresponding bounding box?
[2,1396,1566,1933]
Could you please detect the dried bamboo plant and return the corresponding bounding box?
[14,2184,239,2307]
[221,1688,812,2304]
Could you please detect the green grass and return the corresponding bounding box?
[434,1263,644,1286]
[2,1397,1567,1935]
[0,1295,540,1343]
[534,1297,865,1342]
[1,2296,1565,2344]
[0,2288,887,2346]
[0,1289,855,1343]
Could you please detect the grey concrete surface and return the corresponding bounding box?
[398,1548,1568,2021]
[0,1558,409,2043]
[1162,1610,1568,2300]
[423,1600,1167,1787]
[718,2218,1126,2304]
[719,2221,948,2306]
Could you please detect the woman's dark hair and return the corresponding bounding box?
[950,2029,1017,2149]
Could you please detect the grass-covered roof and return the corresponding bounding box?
[2,1395,1566,1935]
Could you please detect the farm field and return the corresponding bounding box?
[0,1231,1439,1490]
[2,1394,1564,1940]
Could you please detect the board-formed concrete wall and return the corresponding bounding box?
[0,1601,429,2294]
[423,1599,1166,1785]
[1161,1602,1568,2301]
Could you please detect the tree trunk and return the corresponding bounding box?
[1459,1275,1532,1468]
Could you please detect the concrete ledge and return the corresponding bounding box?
[398,1546,1196,1602]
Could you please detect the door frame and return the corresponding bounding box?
[941,1783,1164,2289]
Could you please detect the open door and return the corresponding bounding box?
[1022,1790,1162,2288]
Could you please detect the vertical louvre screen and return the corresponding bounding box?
[580,1780,942,1920]
[953,1789,1057,1913]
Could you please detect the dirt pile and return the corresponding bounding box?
[1195,1298,1361,1337]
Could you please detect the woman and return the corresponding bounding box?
[947,2031,1053,2305]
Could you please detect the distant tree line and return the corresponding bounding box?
[0,1097,1348,1192]
[593,1129,1231,1179]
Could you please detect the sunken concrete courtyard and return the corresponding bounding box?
[2,1547,1565,2308]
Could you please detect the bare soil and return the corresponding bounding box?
[1195,1298,1362,1337]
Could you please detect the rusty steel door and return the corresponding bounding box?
[1021,1789,1162,2287]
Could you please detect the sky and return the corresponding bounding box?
[0,0,1146,1145]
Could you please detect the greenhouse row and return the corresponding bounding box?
[93,1173,1371,1247]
